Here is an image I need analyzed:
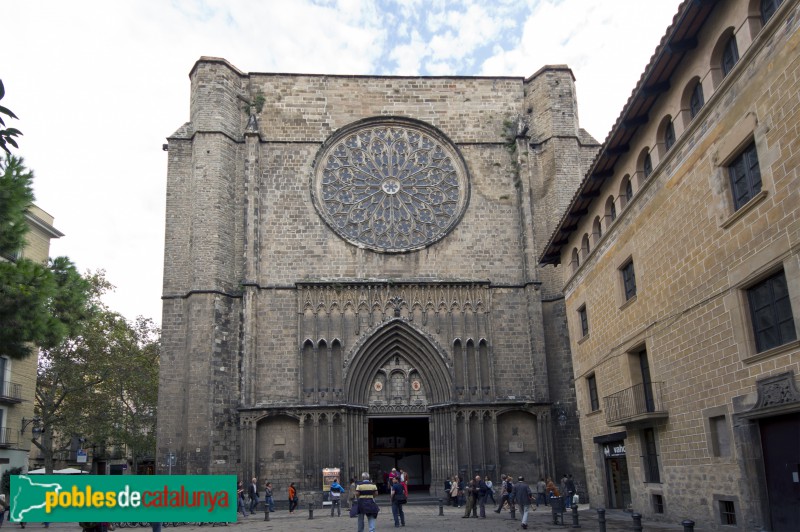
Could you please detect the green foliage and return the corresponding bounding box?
[0,79,23,154]
[1,467,23,495]
[0,255,90,359]
[0,154,35,255]
[0,153,91,359]
[253,91,266,114]
[34,271,159,472]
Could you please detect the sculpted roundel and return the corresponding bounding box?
[312,117,470,252]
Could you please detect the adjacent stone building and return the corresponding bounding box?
[540,0,799,529]
[158,58,598,494]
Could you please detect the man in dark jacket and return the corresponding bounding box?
[514,476,533,530]
[248,477,259,514]
[476,475,489,518]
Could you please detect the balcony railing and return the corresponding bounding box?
[604,382,668,426]
[0,381,22,403]
[0,427,18,447]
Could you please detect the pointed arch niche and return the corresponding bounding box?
[345,319,452,406]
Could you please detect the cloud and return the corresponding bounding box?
[479,0,682,140]
[2,0,682,323]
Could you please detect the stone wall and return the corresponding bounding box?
[158,59,590,492]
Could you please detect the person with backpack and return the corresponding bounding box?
[330,478,345,516]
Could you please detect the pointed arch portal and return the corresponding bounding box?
[344,320,452,492]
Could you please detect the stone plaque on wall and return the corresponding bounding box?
[509,441,524,453]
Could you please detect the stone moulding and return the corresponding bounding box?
[738,371,800,419]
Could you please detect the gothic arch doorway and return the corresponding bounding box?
[345,319,454,493]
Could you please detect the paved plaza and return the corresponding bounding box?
[13,501,697,531]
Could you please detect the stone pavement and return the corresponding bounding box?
[221,503,694,531]
[12,502,696,531]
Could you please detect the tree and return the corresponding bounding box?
[0,154,34,255]
[33,272,159,473]
[0,155,92,359]
[0,79,23,154]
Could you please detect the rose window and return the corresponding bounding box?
[312,118,469,252]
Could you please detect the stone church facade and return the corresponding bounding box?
[158,58,598,494]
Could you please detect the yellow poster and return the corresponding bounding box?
[322,467,341,492]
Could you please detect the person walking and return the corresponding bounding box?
[288,482,298,514]
[264,482,275,513]
[515,476,533,530]
[485,477,496,505]
[330,478,345,516]
[390,476,407,527]
[248,477,259,514]
[495,474,513,513]
[356,472,380,532]
[237,481,249,517]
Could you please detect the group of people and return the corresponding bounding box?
[445,472,577,529]
[352,470,409,532]
[236,477,277,517]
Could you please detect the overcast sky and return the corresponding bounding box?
[3,0,682,325]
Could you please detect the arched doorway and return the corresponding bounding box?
[345,319,454,493]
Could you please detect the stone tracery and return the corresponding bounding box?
[313,119,469,252]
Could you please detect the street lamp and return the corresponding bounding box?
[21,416,43,435]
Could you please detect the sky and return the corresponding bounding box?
[3,0,683,325]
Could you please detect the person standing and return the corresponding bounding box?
[536,478,547,508]
[248,477,259,514]
[515,476,533,530]
[390,476,407,527]
[347,478,358,510]
[457,475,466,507]
[288,482,298,514]
[449,476,459,507]
[356,472,380,532]
[330,478,345,516]
[444,477,452,506]
[565,474,576,508]
[264,482,275,513]
[476,475,489,518]
[462,479,477,518]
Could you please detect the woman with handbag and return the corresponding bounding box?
[390,477,407,527]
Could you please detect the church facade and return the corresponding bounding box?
[158,58,597,494]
